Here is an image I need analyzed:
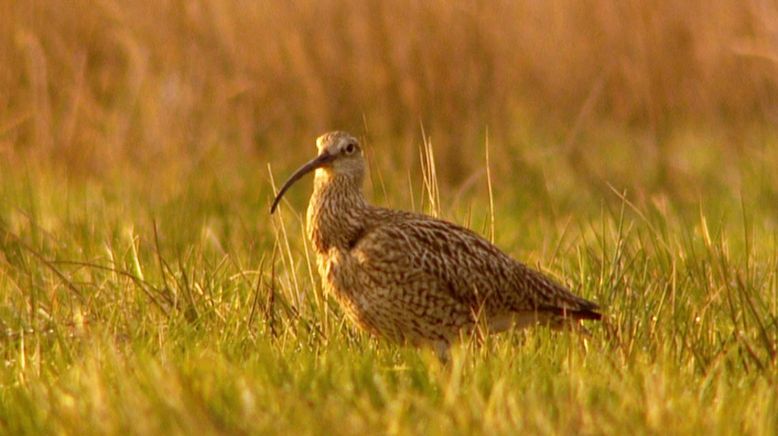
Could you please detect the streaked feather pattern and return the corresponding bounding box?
[272,131,601,357]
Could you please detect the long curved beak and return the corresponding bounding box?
[270,151,335,214]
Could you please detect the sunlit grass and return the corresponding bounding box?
[1,131,777,433]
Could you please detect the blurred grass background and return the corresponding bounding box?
[1,0,778,434]
[2,0,777,180]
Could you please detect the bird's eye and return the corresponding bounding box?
[344,143,356,154]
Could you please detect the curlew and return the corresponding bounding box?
[270,131,601,360]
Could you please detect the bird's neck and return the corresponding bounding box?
[307,170,368,253]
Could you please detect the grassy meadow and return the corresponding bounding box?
[2,0,778,434]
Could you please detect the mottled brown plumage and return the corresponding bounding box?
[271,131,601,358]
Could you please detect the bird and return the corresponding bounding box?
[270,131,601,360]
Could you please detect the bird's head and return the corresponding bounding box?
[270,131,364,214]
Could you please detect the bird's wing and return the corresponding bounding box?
[352,209,599,317]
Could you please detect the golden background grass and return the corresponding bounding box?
[2,0,777,177]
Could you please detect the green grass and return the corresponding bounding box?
[1,130,777,435]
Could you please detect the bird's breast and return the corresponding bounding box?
[315,249,385,333]
[315,248,352,298]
